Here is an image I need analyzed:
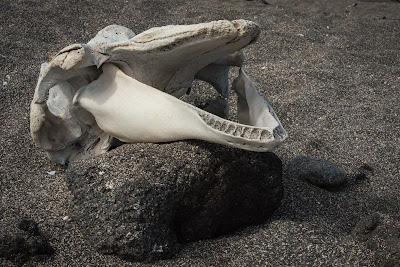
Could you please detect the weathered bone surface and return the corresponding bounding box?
[30,20,287,164]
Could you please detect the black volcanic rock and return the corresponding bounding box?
[65,140,283,262]
[0,218,54,266]
[286,156,348,188]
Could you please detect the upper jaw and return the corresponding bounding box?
[39,20,260,99]
[90,19,261,96]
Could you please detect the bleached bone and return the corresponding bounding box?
[233,68,287,140]
[86,20,259,97]
[74,64,285,151]
[30,20,287,164]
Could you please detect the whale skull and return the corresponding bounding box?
[30,20,287,164]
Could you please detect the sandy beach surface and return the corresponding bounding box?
[1,0,399,266]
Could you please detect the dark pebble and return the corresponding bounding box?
[286,156,348,188]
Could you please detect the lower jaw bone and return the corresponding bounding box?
[74,64,287,152]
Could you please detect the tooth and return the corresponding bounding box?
[233,126,244,137]
[208,118,216,127]
[214,120,222,130]
[250,128,262,140]
[260,130,272,141]
[242,127,253,139]
[273,126,286,139]
[224,124,236,134]
[219,121,229,132]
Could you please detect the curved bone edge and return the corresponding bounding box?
[30,63,101,142]
[232,68,288,141]
[31,44,105,112]
[34,21,257,105]
[34,20,256,104]
[74,64,283,152]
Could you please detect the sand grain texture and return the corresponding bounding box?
[1,0,399,266]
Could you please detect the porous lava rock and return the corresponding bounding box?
[0,217,54,266]
[65,140,283,262]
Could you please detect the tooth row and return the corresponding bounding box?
[199,113,273,141]
[273,126,286,139]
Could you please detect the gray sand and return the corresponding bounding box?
[1,0,399,266]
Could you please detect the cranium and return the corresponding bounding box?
[30,20,287,164]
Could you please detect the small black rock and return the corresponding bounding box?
[286,156,348,188]
[17,218,39,236]
[0,217,54,266]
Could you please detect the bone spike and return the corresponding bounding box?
[232,67,287,140]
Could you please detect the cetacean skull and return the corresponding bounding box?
[30,20,287,164]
